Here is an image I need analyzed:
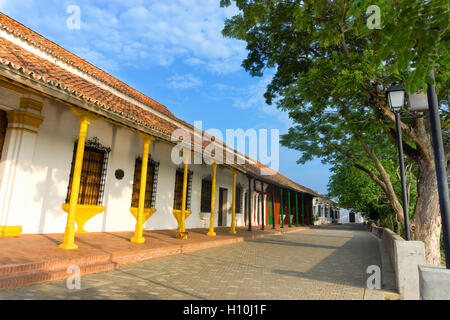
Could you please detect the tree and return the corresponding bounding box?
[328,161,417,234]
[221,0,449,265]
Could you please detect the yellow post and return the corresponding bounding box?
[131,135,153,244]
[207,162,217,236]
[59,113,92,250]
[177,149,190,239]
[229,169,237,234]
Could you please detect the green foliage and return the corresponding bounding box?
[220,0,448,227]
[328,161,417,234]
[221,0,449,95]
[347,0,449,94]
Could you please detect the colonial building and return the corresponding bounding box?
[313,195,340,225]
[0,13,318,249]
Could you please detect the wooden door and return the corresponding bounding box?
[218,188,227,226]
[349,212,355,223]
[244,192,248,225]
[0,110,6,161]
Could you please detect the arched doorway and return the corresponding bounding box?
[349,212,355,223]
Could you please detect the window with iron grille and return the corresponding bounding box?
[65,137,110,206]
[130,156,160,209]
[200,177,212,212]
[173,169,193,211]
[236,185,242,214]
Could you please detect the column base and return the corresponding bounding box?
[58,243,79,250]
[177,232,188,240]
[0,226,22,237]
[229,230,237,235]
[207,231,216,236]
[130,237,146,244]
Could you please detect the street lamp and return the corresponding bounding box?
[387,84,411,240]
[387,80,450,268]
[387,84,406,112]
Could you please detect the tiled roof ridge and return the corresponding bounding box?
[0,12,175,119]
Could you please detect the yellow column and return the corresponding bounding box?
[207,162,217,236]
[131,135,153,244]
[59,110,94,250]
[177,149,190,239]
[229,169,237,234]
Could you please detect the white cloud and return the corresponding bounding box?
[232,76,272,110]
[184,57,205,66]
[84,0,246,73]
[230,75,293,131]
[71,47,120,72]
[0,0,246,74]
[168,74,203,89]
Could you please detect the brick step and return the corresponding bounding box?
[0,254,112,279]
[0,261,116,291]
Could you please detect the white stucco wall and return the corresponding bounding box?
[0,87,250,234]
[339,208,364,224]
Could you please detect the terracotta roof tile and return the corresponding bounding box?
[0,13,174,119]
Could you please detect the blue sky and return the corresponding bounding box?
[0,0,331,195]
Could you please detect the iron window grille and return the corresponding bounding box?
[131,155,160,209]
[173,169,193,211]
[65,137,111,206]
[200,176,212,212]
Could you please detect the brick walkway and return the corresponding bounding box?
[0,224,390,300]
[0,225,308,290]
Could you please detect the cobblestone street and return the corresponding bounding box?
[0,224,385,300]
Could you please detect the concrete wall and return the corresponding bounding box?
[371,225,426,300]
[419,265,450,300]
[0,87,251,234]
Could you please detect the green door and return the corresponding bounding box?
[268,196,273,225]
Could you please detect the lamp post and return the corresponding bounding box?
[387,79,449,268]
[387,84,411,240]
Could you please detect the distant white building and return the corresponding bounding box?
[312,196,339,225]
[339,208,365,224]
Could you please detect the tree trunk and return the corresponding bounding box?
[411,159,442,266]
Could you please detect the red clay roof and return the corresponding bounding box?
[0,12,318,197]
[0,13,175,119]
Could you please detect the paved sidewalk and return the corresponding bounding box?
[0,225,309,290]
[0,224,391,300]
